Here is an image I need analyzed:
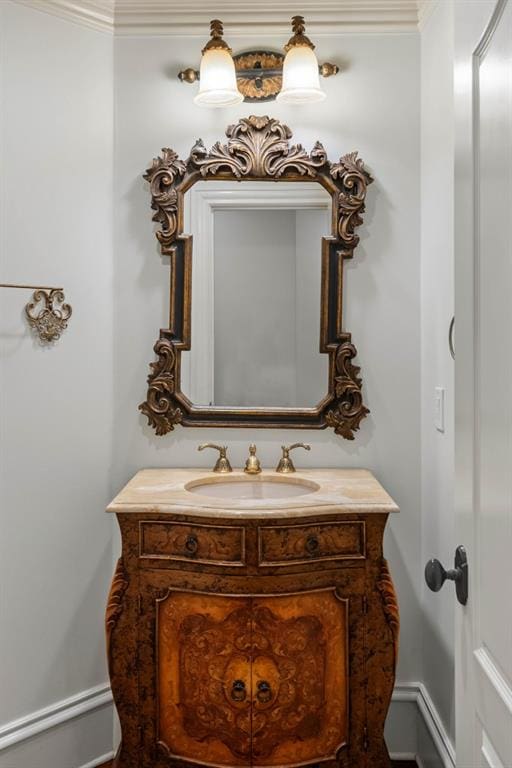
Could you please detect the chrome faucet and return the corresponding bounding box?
[198,443,232,473]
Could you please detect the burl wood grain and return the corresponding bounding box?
[249,590,348,766]
[158,592,252,764]
[157,590,348,767]
[107,510,399,768]
[139,520,245,565]
[258,520,366,566]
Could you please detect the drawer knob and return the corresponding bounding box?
[231,680,247,702]
[305,535,319,554]
[256,680,272,703]
[184,534,199,556]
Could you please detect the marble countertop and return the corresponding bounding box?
[107,468,399,520]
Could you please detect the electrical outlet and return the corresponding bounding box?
[434,387,445,432]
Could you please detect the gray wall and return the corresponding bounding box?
[113,31,422,686]
[0,3,114,766]
[0,13,430,767]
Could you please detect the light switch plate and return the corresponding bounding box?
[435,387,445,432]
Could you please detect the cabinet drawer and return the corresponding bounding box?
[258,521,366,566]
[139,521,246,566]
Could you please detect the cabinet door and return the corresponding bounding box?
[250,590,348,767]
[142,585,351,768]
[157,591,253,766]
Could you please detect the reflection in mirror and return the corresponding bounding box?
[181,182,331,409]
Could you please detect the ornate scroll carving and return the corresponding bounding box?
[158,593,253,764]
[139,336,182,435]
[144,116,371,258]
[179,605,253,760]
[325,342,370,439]
[141,116,373,438]
[331,151,374,259]
[143,148,186,254]
[249,600,345,763]
[105,558,128,668]
[157,589,347,765]
[25,289,72,343]
[377,558,400,670]
[189,115,327,179]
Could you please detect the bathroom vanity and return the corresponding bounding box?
[106,467,399,768]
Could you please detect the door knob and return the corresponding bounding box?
[425,545,468,605]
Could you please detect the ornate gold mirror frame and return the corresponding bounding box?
[140,116,373,439]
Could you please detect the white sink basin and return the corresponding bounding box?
[185,477,320,500]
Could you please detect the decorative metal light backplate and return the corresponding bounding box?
[233,51,285,102]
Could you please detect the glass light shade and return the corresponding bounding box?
[277,45,326,104]
[194,48,243,107]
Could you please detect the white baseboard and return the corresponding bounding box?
[0,681,454,768]
[79,751,115,768]
[0,684,112,752]
[416,683,456,768]
[391,683,456,768]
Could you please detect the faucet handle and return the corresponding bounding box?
[198,443,232,473]
[275,443,311,474]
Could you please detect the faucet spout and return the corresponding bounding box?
[244,444,262,474]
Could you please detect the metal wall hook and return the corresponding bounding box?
[0,283,72,343]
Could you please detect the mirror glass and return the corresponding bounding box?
[181,181,331,409]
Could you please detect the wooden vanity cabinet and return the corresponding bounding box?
[106,471,399,768]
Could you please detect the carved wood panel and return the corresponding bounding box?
[105,558,128,676]
[250,590,348,766]
[157,592,252,765]
[139,115,372,438]
[156,589,348,767]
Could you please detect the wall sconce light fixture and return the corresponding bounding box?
[179,16,338,105]
[277,16,326,104]
[194,19,243,107]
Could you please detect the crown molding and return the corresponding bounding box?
[14,0,425,35]
[14,0,114,33]
[114,1,422,35]
[417,0,441,30]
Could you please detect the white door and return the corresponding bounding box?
[455,0,512,765]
